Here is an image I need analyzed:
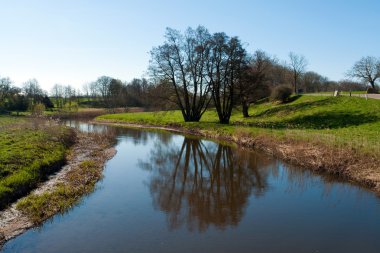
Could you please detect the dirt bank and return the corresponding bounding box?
[94,121,380,195]
[0,132,116,248]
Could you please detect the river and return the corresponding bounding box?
[2,122,380,252]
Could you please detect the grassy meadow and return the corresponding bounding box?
[97,95,380,157]
[0,116,75,209]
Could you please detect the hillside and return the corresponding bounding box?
[98,95,380,156]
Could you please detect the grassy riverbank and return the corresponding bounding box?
[0,116,75,210]
[97,95,380,192]
[0,118,116,245]
[16,132,116,224]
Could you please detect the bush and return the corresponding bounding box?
[31,103,46,117]
[271,85,293,102]
[367,87,379,94]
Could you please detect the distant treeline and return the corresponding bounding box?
[0,78,53,114]
[51,77,173,110]
[0,69,369,115]
[1,25,378,116]
[0,76,174,114]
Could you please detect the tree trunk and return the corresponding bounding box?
[370,81,375,89]
[242,100,249,118]
[219,116,230,124]
[182,110,201,122]
[184,117,201,122]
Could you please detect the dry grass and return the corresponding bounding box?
[216,129,380,192]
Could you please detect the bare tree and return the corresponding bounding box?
[0,77,13,104]
[266,60,292,87]
[64,85,74,108]
[238,50,272,117]
[145,78,178,110]
[302,71,328,93]
[23,79,44,106]
[95,76,113,103]
[149,26,213,122]
[208,33,247,124]
[89,81,98,99]
[0,77,21,112]
[347,56,380,90]
[108,78,127,108]
[51,84,64,108]
[82,83,90,102]
[288,52,308,94]
[338,79,367,92]
[126,78,145,106]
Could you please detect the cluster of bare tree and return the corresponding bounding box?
[149,27,307,123]
[51,83,82,109]
[149,26,377,123]
[80,76,171,109]
[150,26,248,123]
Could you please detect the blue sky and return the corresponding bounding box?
[0,0,379,91]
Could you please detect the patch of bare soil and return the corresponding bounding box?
[0,132,116,248]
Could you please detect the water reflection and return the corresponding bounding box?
[3,123,380,253]
[65,120,118,135]
[140,137,273,232]
[64,120,173,146]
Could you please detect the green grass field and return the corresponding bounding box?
[97,95,380,156]
[0,116,75,209]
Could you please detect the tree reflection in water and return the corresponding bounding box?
[139,137,273,232]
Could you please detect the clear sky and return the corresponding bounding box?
[0,0,379,92]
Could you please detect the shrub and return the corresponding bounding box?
[270,85,293,102]
[31,103,46,117]
[367,87,379,94]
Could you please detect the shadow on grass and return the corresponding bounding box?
[244,111,379,129]
[283,111,378,129]
[253,97,336,118]
[285,95,302,103]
